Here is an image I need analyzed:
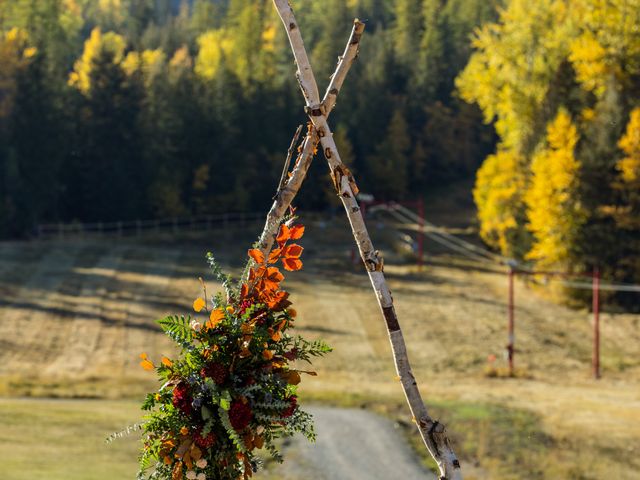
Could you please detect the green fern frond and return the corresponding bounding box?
[157,315,193,348]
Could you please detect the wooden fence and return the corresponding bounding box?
[36,212,267,239]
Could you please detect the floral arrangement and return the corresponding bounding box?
[136,217,330,480]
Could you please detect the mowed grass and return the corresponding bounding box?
[0,398,140,480]
[0,219,639,479]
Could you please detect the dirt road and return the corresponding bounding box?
[264,406,435,480]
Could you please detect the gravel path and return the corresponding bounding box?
[265,406,436,480]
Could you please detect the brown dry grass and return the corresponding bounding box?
[0,218,638,478]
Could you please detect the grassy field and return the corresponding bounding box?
[0,216,638,479]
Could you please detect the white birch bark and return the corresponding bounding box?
[255,18,365,257]
[272,2,463,479]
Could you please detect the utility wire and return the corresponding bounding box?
[368,202,640,294]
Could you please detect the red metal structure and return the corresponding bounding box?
[507,268,515,376]
[508,268,603,379]
[592,269,601,379]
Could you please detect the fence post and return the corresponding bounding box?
[592,268,601,379]
[417,197,424,269]
[508,267,515,376]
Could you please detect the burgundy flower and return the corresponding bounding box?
[200,362,228,385]
[283,348,298,361]
[193,428,216,449]
[281,395,297,418]
[172,383,192,416]
[229,400,253,431]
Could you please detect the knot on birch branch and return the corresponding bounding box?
[425,419,461,477]
[304,104,325,117]
[330,164,359,196]
[364,250,383,272]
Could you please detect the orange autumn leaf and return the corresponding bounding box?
[276,224,290,245]
[270,330,282,342]
[190,445,202,461]
[183,451,193,470]
[140,359,155,371]
[266,267,284,283]
[206,308,224,329]
[266,290,290,310]
[283,244,303,258]
[172,462,182,480]
[248,249,265,264]
[161,357,173,368]
[240,283,248,299]
[289,224,305,240]
[267,248,281,264]
[193,297,206,312]
[254,436,264,449]
[241,322,255,334]
[282,257,303,271]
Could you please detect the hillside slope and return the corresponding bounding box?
[0,220,638,478]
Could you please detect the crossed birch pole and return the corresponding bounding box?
[254,2,463,478]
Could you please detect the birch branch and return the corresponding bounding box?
[254,18,364,258]
[273,0,320,107]
[321,20,365,115]
[276,124,304,195]
[272,3,463,479]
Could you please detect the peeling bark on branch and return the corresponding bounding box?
[271,2,463,479]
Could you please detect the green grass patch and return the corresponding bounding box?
[0,398,141,480]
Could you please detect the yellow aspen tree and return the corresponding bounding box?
[568,0,640,99]
[122,49,166,85]
[194,30,234,80]
[0,28,36,118]
[605,107,640,285]
[525,110,585,269]
[617,108,640,186]
[68,27,126,94]
[473,148,527,256]
[456,0,575,152]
